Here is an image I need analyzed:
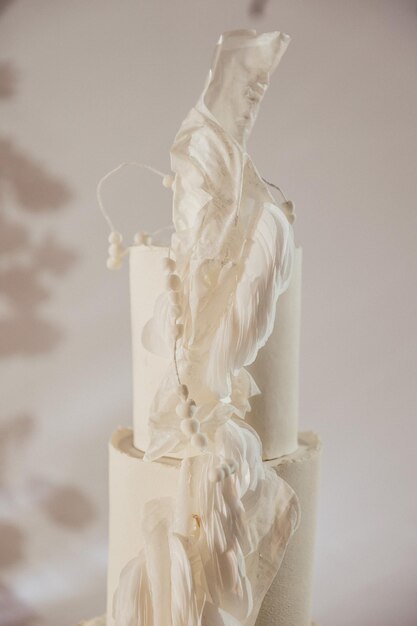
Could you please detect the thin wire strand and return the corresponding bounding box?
[173,339,181,386]
[151,224,174,238]
[262,177,287,203]
[96,161,168,234]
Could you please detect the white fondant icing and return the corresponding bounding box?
[258,431,321,626]
[106,428,321,626]
[247,248,302,459]
[130,246,302,459]
[130,245,170,451]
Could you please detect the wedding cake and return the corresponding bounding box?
[80,30,321,626]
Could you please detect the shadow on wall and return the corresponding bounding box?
[0,582,39,626]
[0,4,97,623]
[29,479,97,531]
[0,522,25,570]
[0,0,15,18]
[0,138,77,356]
[0,413,97,623]
[0,413,97,532]
[0,7,76,357]
[0,413,35,491]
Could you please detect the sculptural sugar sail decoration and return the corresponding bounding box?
[98,30,306,626]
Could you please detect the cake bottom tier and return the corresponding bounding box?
[106,428,321,626]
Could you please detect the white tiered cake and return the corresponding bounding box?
[81,29,321,626]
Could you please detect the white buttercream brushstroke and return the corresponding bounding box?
[113,545,153,624]
[114,30,300,626]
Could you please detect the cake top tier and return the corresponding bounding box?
[130,243,301,460]
[99,29,296,461]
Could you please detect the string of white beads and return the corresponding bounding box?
[175,386,208,450]
[176,384,189,401]
[174,323,184,339]
[281,200,296,225]
[107,232,124,270]
[166,273,181,291]
[134,231,153,246]
[191,432,208,450]
[162,257,176,273]
[180,417,200,437]
[168,291,181,306]
[106,228,154,270]
[165,258,208,451]
[176,399,196,419]
[163,256,185,342]
[178,401,198,440]
[109,231,122,244]
[162,174,175,189]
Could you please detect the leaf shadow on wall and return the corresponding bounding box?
[0,414,35,492]
[0,61,16,98]
[0,140,77,357]
[0,413,99,533]
[0,47,77,356]
[0,582,39,626]
[28,478,97,531]
[0,412,98,621]
[0,11,97,622]
[0,522,25,570]
[0,0,15,18]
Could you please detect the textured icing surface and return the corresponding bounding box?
[107,428,321,626]
[247,248,302,458]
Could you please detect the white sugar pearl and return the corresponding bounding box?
[180,417,200,436]
[281,200,295,224]
[176,400,196,418]
[108,231,122,244]
[144,234,153,246]
[176,384,189,400]
[208,467,225,483]
[176,402,189,418]
[170,304,182,319]
[166,274,181,291]
[162,257,176,274]
[220,463,231,478]
[187,399,197,414]
[174,323,184,339]
[162,174,174,189]
[282,200,294,213]
[106,257,122,270]
[168,291,181,305]
[191,432,208,450]
[226,458,237,474]
[108,243,121,257]
[134,231,146,245]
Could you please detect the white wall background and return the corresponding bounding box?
[0,1,416,625]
